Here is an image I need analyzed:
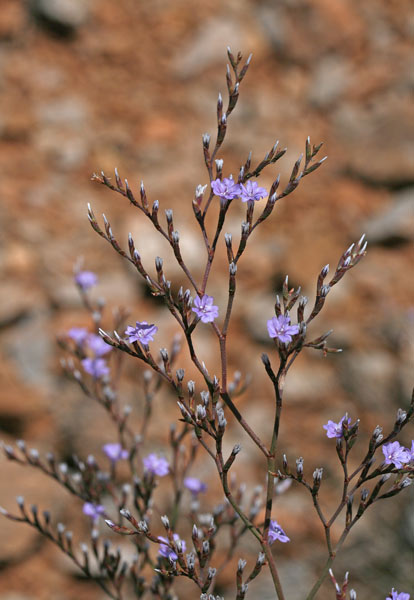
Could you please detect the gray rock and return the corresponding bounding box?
[35,97,88,129]
[339,350,396,407]
[172,18,244,78]
[361,187,414,245]
[308,55,350,108]
[333,99,414,186]
[30,0,89,34]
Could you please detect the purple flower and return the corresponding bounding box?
[239,180,268,203]
[211,176,241,201]
[192,295,219,324]
[67,327,88,344]
[125,321,158,345]
[184,477,207,495]
[83,502,105,522]
[158,533,186,561]
[102,443,129,462]
[323,415,352,439]
[386,590,410,600]
[409,440,414,461]
[75,270,98,290]
[382,442,411,469]
[267,314,299,343]
[268,519,290,544]
[87,334,112,357]
[81,358,109,379]
[143,453,169,477]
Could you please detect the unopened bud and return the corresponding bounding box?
[296,457,304,476]
[172,231,180,244]
[138,520,148,533]
[238,559,247,572]
[396,408,407,424]
[313,468,323,482]
[196,405,206,420]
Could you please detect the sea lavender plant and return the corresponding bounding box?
[1,48,413,600]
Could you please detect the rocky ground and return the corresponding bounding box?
[0,0,413,599]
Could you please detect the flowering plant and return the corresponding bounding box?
[1,49,412,600]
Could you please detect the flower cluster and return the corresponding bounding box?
[103,443,129,463]
[268,519,290,544]
[75,270,98,290]
[83,502,105,522]
[386,590,410,600]
[158,533,186,561]
[125,321,158,345]
[192,295,219,323]
[143,453,169,477]
[382,441,412,469]
[184,477,207,496]
[267,314,299,343]
[323,415,352,439]
[211,176,267,203]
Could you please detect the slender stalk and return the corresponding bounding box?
[305,528,350,600]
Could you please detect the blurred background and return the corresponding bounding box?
[0,0,413,598]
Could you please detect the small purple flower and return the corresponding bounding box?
[267,314,299,343]
[83,502,105,522]
[158,533,186,561]
[184,477,207,496]
[87,334,112,356]
[75,270,98,290]
[143,453,169,477]
[323,415,352,439]
[103,443,129,462]
[268,520,290,544]
[211,176,241,201]
[409,440,414,461]
[81,358,109,379]
[125,321,158,345]
[239,180,268,203]
[67,327,88,344]
[192,295,219,324]
[386,590,410,600]
[382,442,411,469]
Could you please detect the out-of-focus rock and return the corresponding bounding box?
[333,99,414,186]
[29,0,89,35]
[0,1,25,40]
[339,350,396,407]
[0,284,42,329]
[34,130,88,170]
[360,187,414,246]
[308,55,350,108]
[4,312,52,387]
[173,18,244,78]
[35,97,88,130]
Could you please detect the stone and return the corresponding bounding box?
[360,187,414,246]
[308,54,350,108]
[29,0,89,35]
[172,18,244,78]
[333,99,414,186]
